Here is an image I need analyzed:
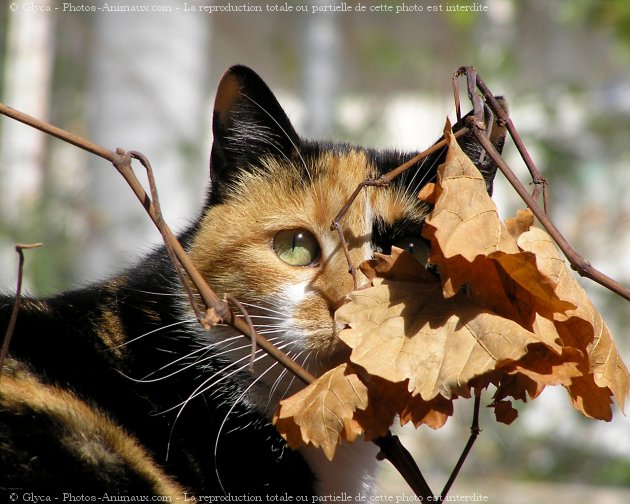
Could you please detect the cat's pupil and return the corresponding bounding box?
[273,228,321,267]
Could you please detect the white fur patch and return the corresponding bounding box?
[300,441,379,496]
[280,280,310,305]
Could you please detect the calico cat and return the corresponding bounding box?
[0,66,505,497]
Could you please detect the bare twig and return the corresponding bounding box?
[0,243,42,380]
[224,294,257,372]
[0,100,433,499]
[452,67,630,301]
[440,391,482,499]
[0,101,315,386]
[471,124,630,301]
[374,432,434,500]
[330,128,470,282]
[128,150,207,326]
[330,178,388,290]
[474,72,547,189]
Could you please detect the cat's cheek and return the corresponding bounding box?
[285,295,341,359]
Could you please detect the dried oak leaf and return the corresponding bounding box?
[355,372,454,437]
[335,248,566,403]
[273,124,629,459]
[421,130,574,327]
[516,218,630,418]
[491,399,519,425]
[272,363,368,460]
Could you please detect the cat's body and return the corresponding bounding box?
[0,66,504,496]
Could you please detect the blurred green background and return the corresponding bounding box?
[1,1,630,501]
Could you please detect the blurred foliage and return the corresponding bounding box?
[579,0,630,51]
[517,436,630,486]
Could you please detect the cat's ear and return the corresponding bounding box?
[420,98,508,196]
[453,97,508,195]
[209,65,300,202]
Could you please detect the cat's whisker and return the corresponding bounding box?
[266,349,313,411]
[118,346,215,384]
[123,333,285,384]
[257,330,289,338]
[251,323,286,329]
[255,326,290,333]
[161,340,294,416]
[238,314,285,322]
[266,347,302,404]
[123,288,178,297]
[111,320,190,350]
[122,338,246,384]
[267,368,289,407]
[238,301,292,318]
[197,334,285,369]
[212,360,281,494]
[166,342,296,464]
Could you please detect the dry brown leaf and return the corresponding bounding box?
[492,371,545,403]
[516,220,630,416]
[273,124,629,460]
[505,208,535,239]
[398,390,454,430]
[491,400,519,425]
[417,181,438,204]
[353,377,408,439]
[272,363,368,460]
[422,131,573,322]
[336,249,565,402]
[423,131,519,262]
[360,245,435,283]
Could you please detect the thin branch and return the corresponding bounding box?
[440,391,482,499]
[225,294,257,372]
[453,66,484,126]
[381,128,471,185]
[451,68,630,301]
[0,243,42,380]
[330,128,470,283]
[330,178,388,290]
[0,101,315,386]
[374,432,434,500]
[474,72,547,189]
[471,125,630,301]
[0,103,114,160]
[128,150,207,327]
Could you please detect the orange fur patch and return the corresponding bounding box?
[189,149,427,363]
[0,367,186,495]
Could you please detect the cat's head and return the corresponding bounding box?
[186,65,504,411]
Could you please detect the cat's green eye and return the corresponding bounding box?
[392,236,430,264]
[273,229,321,267]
